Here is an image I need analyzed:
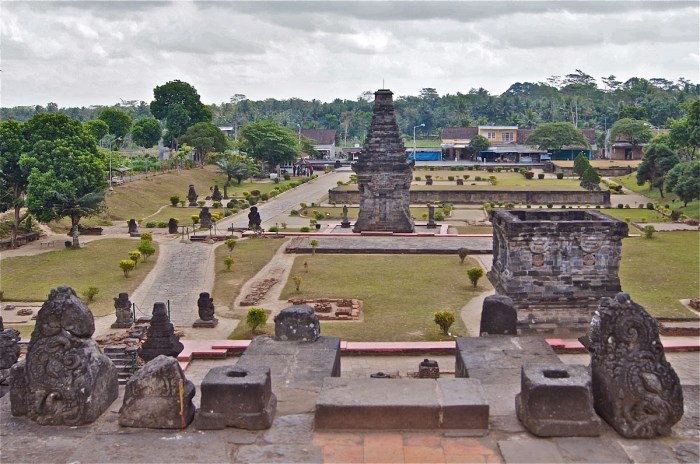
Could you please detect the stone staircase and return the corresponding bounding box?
[104,345,140,385]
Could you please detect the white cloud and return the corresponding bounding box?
[0,0,698,107]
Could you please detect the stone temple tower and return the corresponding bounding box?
[352,89,415,233]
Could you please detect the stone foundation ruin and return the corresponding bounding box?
[488,210,628,337]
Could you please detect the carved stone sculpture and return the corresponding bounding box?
[138,302,184,363]
[168,218,179,234]
[479,294,517,336]
[0,316,21,369]
[187,184,198,206]
[111,292,133,329]
[340,205,351,228]
[127,219,139,236]
[119,355,196,429]
[212,185,222,202]
[426,204,437,229]
[274,304,320,342]
[248,206,261,230]
[193,292,218,328]
[583,292,683,438]
[199,207,212,229]
[9,286,118,425]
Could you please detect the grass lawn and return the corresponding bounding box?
[0,238,157,318]
[555,160,643,169]
[598,208,665,222]
[261,255,491,342]
[211,237,288,317]
[614,174,699,219]
[620,231,699,319]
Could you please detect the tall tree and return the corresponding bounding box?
[131,117,162,148]
[525,122,589,156]
[468,134,490,159]
[610,118,653,155]
[98,108,133,147]
[83,119,109,143]
[217,151,260,198]
[664,160,700,206]
[46,190,107,249]
[239,120,299,167]
[179,122,228,165]
[150,80,211,146]
[636,142,680,197]
[0,120,30,248]
[20,113,107,248]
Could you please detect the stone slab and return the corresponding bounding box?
[315,377,488,430]
[498,439,564,464]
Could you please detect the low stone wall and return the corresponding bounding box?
[0,232,41,250]
[329,188,610,206]
[547,164,636,177]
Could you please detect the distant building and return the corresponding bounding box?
[300,129,337,159]
[610,128,668,161]
[441,125,596,161]
[218,126,236,138]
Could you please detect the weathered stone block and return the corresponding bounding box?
[9,286,118,425]
[480,294,517,335]
[119,355,196,429]
[315,378,488,430]
[515,363,600,437]
[274,305,320,342]
[196,365,276,430]
[584,293,683,438]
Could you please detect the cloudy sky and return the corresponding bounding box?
[1,0,698,108]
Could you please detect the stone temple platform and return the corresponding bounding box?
[285,234,492,254]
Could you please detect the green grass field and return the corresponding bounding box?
[263,255,490,341]
[614,174,699,219]
[212,237,288,317]
[0,238,157,318]
[619,231,699,318]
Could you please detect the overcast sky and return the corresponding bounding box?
[1,0,698,108]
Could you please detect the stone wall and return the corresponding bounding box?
[329,188,610,206]
[487,210,628,337]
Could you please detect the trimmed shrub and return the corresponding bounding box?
[119,259,135,277]
[197,200,206,207]
[290,209,300,216]
[224,256,234,271]
[246,307,267,333]
[538,173,545,179]
[283,173,291,180]
[191,215,200,224]
[646,202,655,210]
[524,171,535,179]
[268,226,279,232]
[546,203,553,208]
[434,310,456,335]
[457,248,469,263]
[157,222,168,228]
[128,250,141,266]
[250,190,261,197]
[138,241,156,261]
[643,225,655,239]
[226,200,236,208]
[225,238,236,252]
[467,267,484,288]
[292,275,303,292]
[140,232,153,242]
[212,201,221,208]
[448,176,455,181]
[299,226,311,232]
[434,211,445,221]
[82,286,99,303]
[145,221,157,228]
[170,195,180,206]
[260,193,269,201]
[617,204,624,209]
[556,172,564,179]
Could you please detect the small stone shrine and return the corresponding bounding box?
[418,358,440,379]
[516,363,601,437]
[479,294,517,336]
[193,292,218,328]
[274,304,320,342]
[196,365,276,430]
[168,218,178,234]
[212,185,222,202]
[488,210,628,336]
[187,184,198,206]
[127,218,139,237]
[111,292,133,329]
[582,292,683,438]
[119,355,196,429]
[352,89,414,233]
[248,206,261,229]
[426,204,437,229]
[9,286,118,425]
[199,206,212,229]
[340,205,351,228]
[138,302,184,363]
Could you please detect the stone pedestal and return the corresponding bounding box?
[488,210,628,337]
[515,363,600,437]
[119,355,196,429]
[479,294,517,336]
[196,365,276,430]
[138,302,183,362]
[352,89,414,233]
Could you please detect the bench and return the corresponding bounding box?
[40,241,55,249]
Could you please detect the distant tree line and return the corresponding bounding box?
[2,71,698,146]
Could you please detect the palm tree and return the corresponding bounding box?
[216,152,260,198]
[49,190,107,248]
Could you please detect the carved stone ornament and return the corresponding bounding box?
[577,234,604,253]
[9,286,118,425]
[532,253,545,267]
[583,292,683,438]
[583,254,596,266]
[528,237,550,254]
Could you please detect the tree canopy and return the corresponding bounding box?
[19,113,107,248]
[98,108,133,146]
[0,120,30,247]
[179,122,228,165]
[217,151,260,188]
[664,160,700,206]
[636,141,680,197]
[610,118,653,148]
[131,117,162,148]
[239,120,299,166]
[468,134,490,156]
[150,80,211,145]
[83,119,109,143]
[525,122,589,154]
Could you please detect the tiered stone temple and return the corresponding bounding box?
[488,210,628,337]
[352,89,414,233]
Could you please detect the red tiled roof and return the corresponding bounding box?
[441,127,478,140]
[301,129,337,145]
